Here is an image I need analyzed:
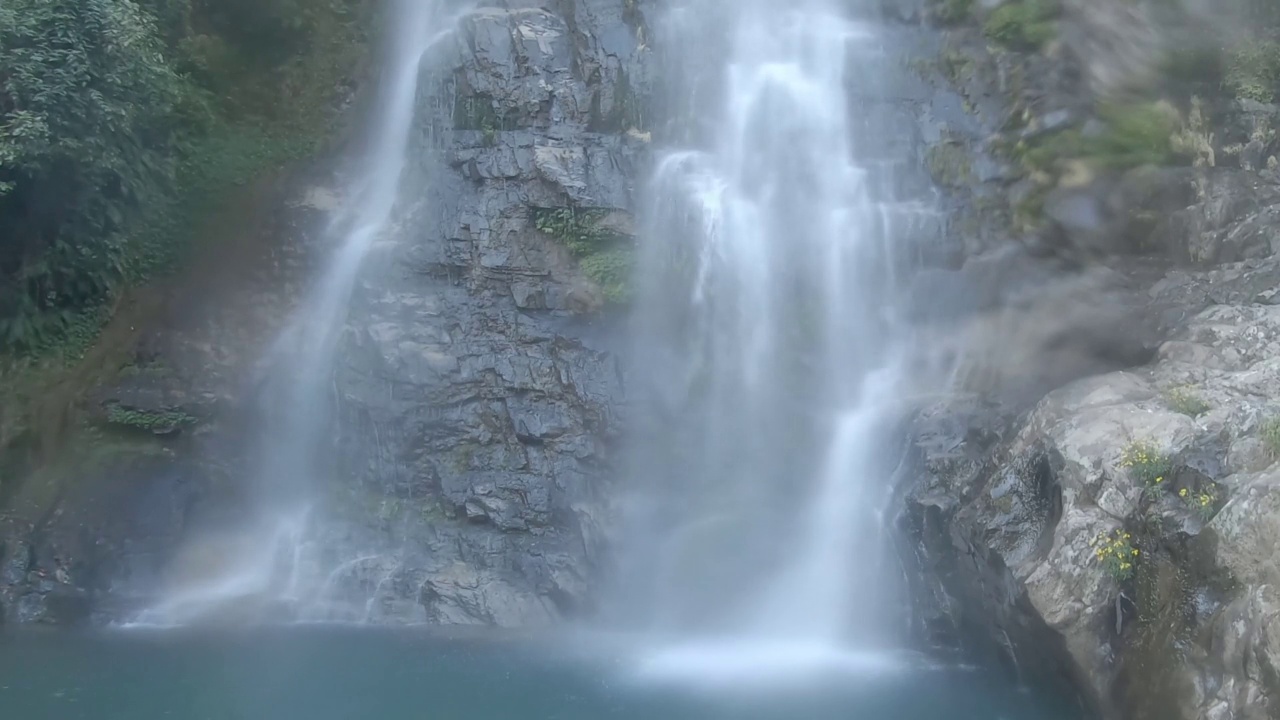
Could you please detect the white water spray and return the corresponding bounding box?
[621,0,937,678]
[137,0,464,626]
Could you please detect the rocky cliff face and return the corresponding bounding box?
[0,0,651,627]
[0,171,335,624]
[323,0,651,624]
[905,1,1280,718]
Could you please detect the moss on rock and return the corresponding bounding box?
[929,0,975,25]
[534,207,636,304]
[926,141,973,188]
[104,404,196,435]
[984,0,1059,52]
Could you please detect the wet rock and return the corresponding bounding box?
[1157,170,1280,265]
[914,291,1280,719]
[324,0,647,625]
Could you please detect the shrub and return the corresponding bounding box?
[1087,102,1182,169]
[1014,102,1182,180]
[1178,485,1218,522]
[931,0,975,25]
[1225,39,1280,104]
[1120,440,1172,498]
[0,0,370,355]
[984,0,1059,51]
[0,0,185,350]
[1091,529,1138,582]
[1261,417,1280,458]
[1165,385,1211,417]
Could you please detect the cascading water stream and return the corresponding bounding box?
[619,0,938,678]
[135,0,465,626]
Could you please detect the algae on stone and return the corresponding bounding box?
[984,0,1059,52]
[534,207,636,304]
[926,142,973,188]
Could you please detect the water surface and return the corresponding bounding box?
[0,628,1080,719]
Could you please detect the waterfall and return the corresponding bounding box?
[618,0,939,677]
[135,0,464,626]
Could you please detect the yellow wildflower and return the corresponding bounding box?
[1179,488,1188,498]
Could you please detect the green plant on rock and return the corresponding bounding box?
[1089,102,1183,169]
[105,405,196,434]
[1120,440,1172,498]
[0,0,186,351]
[926,142,973,188]
[1178,485,1219,522]
[984,0,1059,51]
[1225,39,1280,104]
[930,0,975,25]
[1091,528,1139,582]
[0,0,370,357]
[534,207,636,304]
[1013,102,1182,180]
[1261,416,1280,459]
[1164,385,1211,417]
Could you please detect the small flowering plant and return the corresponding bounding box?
[1091,529,1139,582]
[1179,485,1219,521]
[1120,440,1172,499]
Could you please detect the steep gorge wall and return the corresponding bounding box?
[0,0,652,627]
[904,1,1280,718]
[324,0,652,624]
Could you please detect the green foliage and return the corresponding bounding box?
[1015,102,1181,176]
[1086,103,1182,169]
[926,142,972,187]
[1177,484,1218,522]
[0,0,185,350]
[939,51,975,85]
[1091,529,1139,582]
[930,0,975,25]
[534,208,636,304]
[984,0,1059,51]
[1261,416,1280,459]
[1225,39,1280,104]
[579,248,634,304]
[1164,385,1211,417]
[0,0,369,356]
[1120,440,1173,496]
[104,404,195,434]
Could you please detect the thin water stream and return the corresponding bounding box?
[137,0,468,626]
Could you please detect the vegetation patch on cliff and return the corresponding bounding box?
[1225,39,1280,104]
[1017,103,1183,175]
[926,141,973,187]
[0,0,372,472]
[0,0,371,355]
[983,0,1059,52]
[104,403,196,435]
[928,0,975,26]
[1163,385,1210,417]
[534,207,636,304]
